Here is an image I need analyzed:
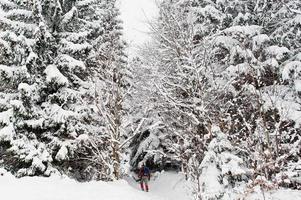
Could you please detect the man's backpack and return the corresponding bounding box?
[143,167,150,176]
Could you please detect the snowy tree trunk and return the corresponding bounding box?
[112,76,122,180]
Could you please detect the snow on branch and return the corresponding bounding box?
[0,109,13,125]
[57,54,86,72]
[44,65,69,86]
[120,118,146,149]
[0,64,13,78]
[60,39,92,54]
[0,124,15,142]
[61,7,78,26]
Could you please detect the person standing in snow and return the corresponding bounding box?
[138,163,151,192]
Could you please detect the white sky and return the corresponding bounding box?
[117,0,158,53]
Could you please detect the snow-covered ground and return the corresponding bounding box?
[0,170,164,200]
[1,169,300,200]
[246,187,301,200]
[0,169,190,200]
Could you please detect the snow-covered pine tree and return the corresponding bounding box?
[263,0,301,188]
[125,57,171,171]
[143,0,216,181]
[179,0,301,190]
[0,0,53,177]
[92,0,129,180]
[144,0,301,196]
[196,126,249,200]
[0,0,127,181]
[189,0,301,191]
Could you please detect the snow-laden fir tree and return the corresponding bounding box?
[143,0,215,181]
[92,0,129,180]
[195,126,250,200]
[190,0,301,189]
[141,0,301,197]
[125,57,173,171]
[0,0,127,181]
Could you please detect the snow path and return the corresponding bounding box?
[125,171,192,200]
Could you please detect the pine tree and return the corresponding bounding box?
[143,0,301,196]
[0,0,127,181]
[92,0,129,180]
[196,126,249,199]
[145,0,215,180]
[189,0,301,190]
[125,57,169,170]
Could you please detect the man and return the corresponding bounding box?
[138,162,151,192]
